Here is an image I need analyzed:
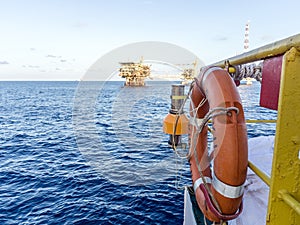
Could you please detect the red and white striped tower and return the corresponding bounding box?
[244,21,250,52]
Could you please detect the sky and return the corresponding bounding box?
[0,0,300,80]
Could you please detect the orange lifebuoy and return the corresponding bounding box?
[189,67,248,222]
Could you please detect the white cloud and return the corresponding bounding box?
[28,65,40,68]
[213,35,228,41]
[46,54,61,58]
[73,22,88,28]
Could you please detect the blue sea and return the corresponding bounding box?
[0,81,276,225]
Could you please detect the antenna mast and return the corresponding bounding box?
[244,21,250,52]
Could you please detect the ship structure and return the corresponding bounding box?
[163,33,300,225]
[119,59,151,86]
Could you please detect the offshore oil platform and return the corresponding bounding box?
[119,58,151,86]
[180,60,197,85]
[180,68,195,85]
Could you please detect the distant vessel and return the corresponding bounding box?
[119,58,150,86]
[240,77,254,85]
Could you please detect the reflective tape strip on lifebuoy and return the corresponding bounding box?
[189,67,248,222]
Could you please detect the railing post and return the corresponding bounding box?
[267,47,300,224]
